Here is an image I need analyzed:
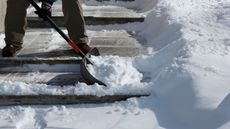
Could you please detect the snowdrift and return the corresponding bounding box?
[132,0,230,129]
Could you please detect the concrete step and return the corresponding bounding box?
[27,5,144,27]
[0,94,149,106]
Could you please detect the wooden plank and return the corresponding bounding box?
[0,94,150,106]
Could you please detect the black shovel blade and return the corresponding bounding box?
[80,48,107,86]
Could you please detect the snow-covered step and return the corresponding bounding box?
[0,70,151,86]
[0,72,83,86]
[27,5,144,27]
[0,62,83,85]
[0,94,149,106]
[0,60,81,86]
[0,62,151,86]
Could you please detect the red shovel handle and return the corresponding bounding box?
[67,39,81,53]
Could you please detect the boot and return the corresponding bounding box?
[2,44,22,57]
[78,43,91,55]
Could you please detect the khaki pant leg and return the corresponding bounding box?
[5,0,30,46]
[62,0,88,44]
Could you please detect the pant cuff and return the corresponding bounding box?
[4,38,23,47]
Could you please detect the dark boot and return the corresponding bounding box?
[78,43,91,55]
[2,44,22,57]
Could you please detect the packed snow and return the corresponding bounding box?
[0,0,230,129]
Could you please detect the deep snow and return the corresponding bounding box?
[0,0,230,129]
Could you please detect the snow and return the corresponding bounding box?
[0,34,5,48]
[88,56,145,87]
[0,0,230,129]
[0,58,150,96]
[0,101,159,129]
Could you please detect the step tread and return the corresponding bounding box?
[1,29,148,58]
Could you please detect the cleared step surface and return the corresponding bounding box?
[1,29,148,58]
[27,5,144,27]
[0,94,149,106]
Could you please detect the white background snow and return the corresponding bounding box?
[0,0,230,129]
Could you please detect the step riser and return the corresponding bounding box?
[0,95,149,106]
[0,58,81,67]
[27,17,144,28]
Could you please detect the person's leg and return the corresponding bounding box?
[2,0,30,57]
[62,0,88,45]
[4,0,30,47]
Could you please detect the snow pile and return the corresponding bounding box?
[131,0,230,129]
[88,56,144,87]
[0,56,150,96]
[0,80,150,96]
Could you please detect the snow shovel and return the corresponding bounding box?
[27,0,106,86]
